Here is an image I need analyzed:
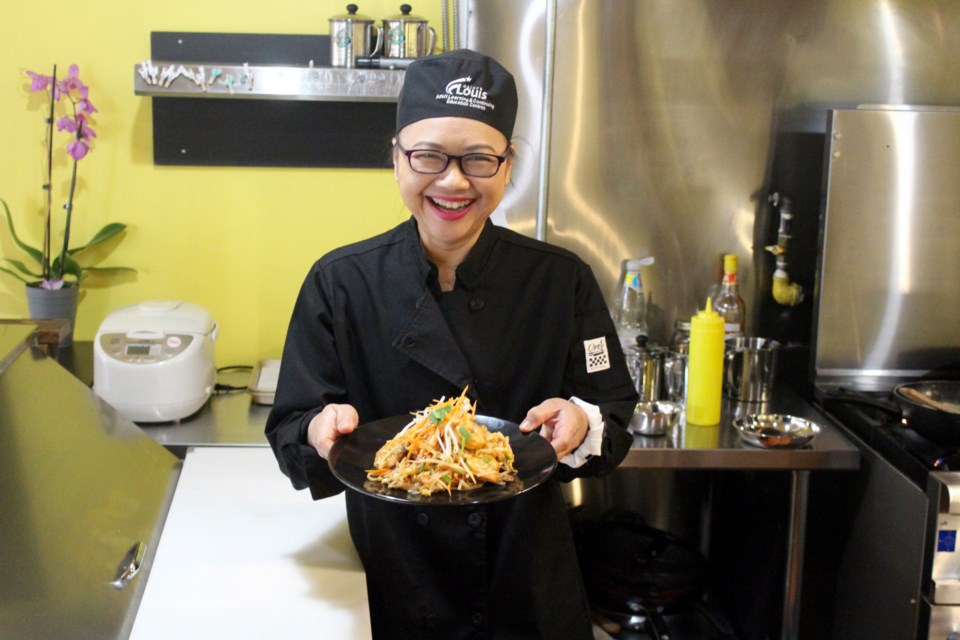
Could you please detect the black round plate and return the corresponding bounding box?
[328,414,558,506]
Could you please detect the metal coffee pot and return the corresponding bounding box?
[382,4,436,59]
[329,4,383,68]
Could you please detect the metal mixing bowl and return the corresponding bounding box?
[734,414,821,449]
[629,401,683,436]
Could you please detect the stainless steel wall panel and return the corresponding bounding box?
[464,0,546,239]
[464,0,960,346]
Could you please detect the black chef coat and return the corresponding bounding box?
[266,217,638,640]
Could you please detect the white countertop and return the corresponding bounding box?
[130,447,371,639]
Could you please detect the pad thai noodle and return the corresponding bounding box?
[366,389,517,496]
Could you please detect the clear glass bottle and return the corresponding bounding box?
[612,257,653,349]
[713,253,746,337]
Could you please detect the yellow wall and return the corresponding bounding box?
[0,1,444,366]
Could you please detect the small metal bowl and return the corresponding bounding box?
[630,401,683,436]
[734,414,821,449]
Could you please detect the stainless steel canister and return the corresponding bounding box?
[624,339,666,402]
[329,4,383,68]
[723,337,780,402]
[382,4,436,59]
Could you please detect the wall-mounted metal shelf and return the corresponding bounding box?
[137,32,400,168]
[133,62,404,103]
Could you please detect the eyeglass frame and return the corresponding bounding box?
[395,142,512,178]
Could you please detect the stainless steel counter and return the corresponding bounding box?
[138,384,272,455]
[57,342,270,454]
[624,391,859,470]
[59,341,857,640]
[1,325,181,639]
[618,392,858,640]
[131,362,855,639]
[60,343,858,471]
[0,323,35,375]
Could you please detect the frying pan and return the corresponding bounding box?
[893,381,960,446]
[825,380,960,447]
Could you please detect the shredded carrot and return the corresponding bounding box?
[366,387,516,496]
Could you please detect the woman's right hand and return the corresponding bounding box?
[307,403,359,459]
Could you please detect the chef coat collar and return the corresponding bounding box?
[453,219,497,290]
[404,217,498,291]
[401,217,436,286]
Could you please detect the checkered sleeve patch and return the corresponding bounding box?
[584,336,611,373]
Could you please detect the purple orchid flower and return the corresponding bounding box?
[27,70,52,92]
[19,63,105,285]
[59,64,87,97]
[39,279,66,290]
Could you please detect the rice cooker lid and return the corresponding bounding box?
[98,300,215,336]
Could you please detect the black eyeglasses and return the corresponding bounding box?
[396,143,510,178]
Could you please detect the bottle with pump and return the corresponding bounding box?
[612,257,654,349]
[685,298,725,426]
[714,254,746,338]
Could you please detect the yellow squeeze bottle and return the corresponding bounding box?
[684,298,725,426]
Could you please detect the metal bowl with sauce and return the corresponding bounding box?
[734,414,821,449]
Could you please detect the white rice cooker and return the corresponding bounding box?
[93,300,218,423]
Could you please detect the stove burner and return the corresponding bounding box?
[820,390,960,485]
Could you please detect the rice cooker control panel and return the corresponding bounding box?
[98,333,195,364]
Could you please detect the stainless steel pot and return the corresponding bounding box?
[382,4,436,59]
[329,4,383,68]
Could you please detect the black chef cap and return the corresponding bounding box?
[396,49,518,141]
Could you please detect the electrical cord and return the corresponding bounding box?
[213,364,253,394]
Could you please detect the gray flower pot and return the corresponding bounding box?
[25,284,79,347]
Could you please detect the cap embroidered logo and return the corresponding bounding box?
[436,75,494,112]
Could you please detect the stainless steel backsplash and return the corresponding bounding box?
[463,0,960,350]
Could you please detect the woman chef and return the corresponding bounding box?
[266,49,638,640]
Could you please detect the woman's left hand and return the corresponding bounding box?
[518,398,589,460]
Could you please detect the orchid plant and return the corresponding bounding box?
[1,64,132,290]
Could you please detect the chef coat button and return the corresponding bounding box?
[403,335,417,347]
[471,612,484,626]
[469,297,484,311]
[468,512,483,527]
[424,613,439,627]
[416,512,429,526]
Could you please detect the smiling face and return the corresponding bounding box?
[393,116,512,265]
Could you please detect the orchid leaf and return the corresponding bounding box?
[81,265,136,277]
[2,199,44,267]
[67,222,127,255]
[0,265,34,284]
[2,258,43,279]
[51,253,83,281]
